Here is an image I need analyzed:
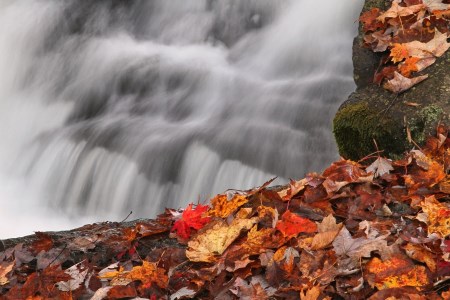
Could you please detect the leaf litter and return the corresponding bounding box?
[0,125,449,299]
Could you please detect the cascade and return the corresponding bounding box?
[0,0,363,238]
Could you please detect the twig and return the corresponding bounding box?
[120,211,133,223]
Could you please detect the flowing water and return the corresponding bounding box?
[0,0,363,238]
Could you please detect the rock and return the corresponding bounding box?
[333,0,450,160]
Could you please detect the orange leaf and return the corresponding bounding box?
[390,44,410,63]
[366,257,429,290]
[399,57,420,77]
[209,194,248,218]
[276,210,317,236]
[418,195,450,237]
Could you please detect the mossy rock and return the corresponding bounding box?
[333,0,450,161]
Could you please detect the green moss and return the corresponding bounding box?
[407,104,444,145]
[333,101,407,160]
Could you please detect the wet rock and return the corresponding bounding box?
[333,0,450,160]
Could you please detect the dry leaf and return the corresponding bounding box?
[384,72,428,93]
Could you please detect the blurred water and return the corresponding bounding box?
[0,0,363,238]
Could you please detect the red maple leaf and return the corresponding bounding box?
[171,203,211,239]
[276,210,317,236]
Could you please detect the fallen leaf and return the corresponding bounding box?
[366,157,394,178]
[384,72,428,93]
[0,261,14,285]
[418,195,450,237]
[276,210,317,237]
[366,257,429,290]
[56,260,89,292]
[209,193,248,218]
[186,213,259,262]
[377,2,425,22]
[310,215,343,250]
[171,203,211,240]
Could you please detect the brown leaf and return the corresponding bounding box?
[310,215,343,250]
[384,72,428,93]
[366,157,394,178]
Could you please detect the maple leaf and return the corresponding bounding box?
[399,57,420,77]
[390,43,410,63]
[275,210,317,237]
[333,226,392,272]
[186,212,259,262]
[310,214,343,250]
[99,261,168,288]
[209,193,248,218]
[171,203,211,240]
[366,157,394,178]
[418,195,450,237]
[366,257,429,290]
[384,72,428,93]
[56,260,89,292]
[360,8,383,32]
[404,243,437,272]
[377,2,425,23]
[400,30,450,58]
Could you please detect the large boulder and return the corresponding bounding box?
[333,0,450,160]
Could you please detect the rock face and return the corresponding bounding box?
[333,0,450,160]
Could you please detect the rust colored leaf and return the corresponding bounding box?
[31,232,53,254]
[171,203,211,240]
[276,210,317,237]
[360,8,383,32]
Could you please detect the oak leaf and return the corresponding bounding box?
[171,203,211,239]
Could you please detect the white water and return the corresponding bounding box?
[0,0,363,238]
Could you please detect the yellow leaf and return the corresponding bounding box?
[0,261,14,286]
[209,194,248,218]
[186,211,259,262]
[419,195,450,237]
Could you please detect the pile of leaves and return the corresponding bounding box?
[360,0,450,93]
[1,126,450,299]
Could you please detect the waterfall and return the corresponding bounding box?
[0,0,363,238]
